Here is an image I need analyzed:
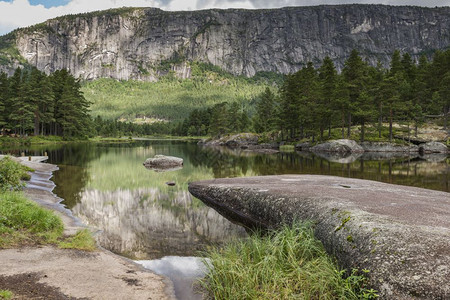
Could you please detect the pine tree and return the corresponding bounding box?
[343,50,367,138]
[438,72,450,130]
[318,56,337,139]
[0,72,8,132]
[253,87,276,133]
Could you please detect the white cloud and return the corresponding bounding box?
[0,0,449,35]
[0,0,161,35]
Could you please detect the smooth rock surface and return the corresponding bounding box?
[311,139,364,153]
[189,175,450,299]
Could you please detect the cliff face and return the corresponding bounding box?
[2,5,450,80]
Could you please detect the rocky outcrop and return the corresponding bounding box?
[295,142,311,151]
[360,141,419,152]
[189,175,450,299]
[1,5,450,79]
[311,139,364,153]
[201,133,259,148]
[418,141,449,154]
[143,155,183,171]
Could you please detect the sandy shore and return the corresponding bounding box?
[0,156,174,299]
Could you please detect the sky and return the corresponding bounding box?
[1,0,449,35]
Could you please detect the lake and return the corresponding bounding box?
[1,140,448,299]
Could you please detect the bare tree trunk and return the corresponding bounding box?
[347,112,351,138]
[361,120,365,142]
[378,103,383,138]
[34,110,40,136]
[389,108,393,142]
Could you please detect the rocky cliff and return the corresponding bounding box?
[1,4,450,80]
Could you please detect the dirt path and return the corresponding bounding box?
[0,157,174,300]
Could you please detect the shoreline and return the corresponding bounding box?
[0,156,175,300]
[189,175,450,299]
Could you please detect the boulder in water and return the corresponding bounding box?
[143,155,183,170]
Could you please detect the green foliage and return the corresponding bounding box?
[0,191,64,247]
[279,144,295,152]
[0,290,13,300]
[0,32,27,66]
[0,157,32,191]
[0,68,91,138]
[175,102,250,137]
[59,229,96,251]
[246,48,450,143]
[83,63,268,121]
[201,223,377,299]
[253,87,278,133]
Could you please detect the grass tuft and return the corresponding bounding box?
[0,192,64,247]
[59,229,97,251]
[200,223,378,299]
[0,290,13,300]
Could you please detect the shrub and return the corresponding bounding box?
[0,157,31,191]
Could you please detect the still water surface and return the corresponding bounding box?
[1,140,448,298]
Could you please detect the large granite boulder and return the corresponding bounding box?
[189,175,450,299]
[418,141,449,154]
[295,142,311,151]
[311,139,364,153]
[143,155,183,171]
[203,133,259,148]
[360,141,419,152]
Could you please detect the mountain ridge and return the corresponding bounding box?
[1,4,450,80]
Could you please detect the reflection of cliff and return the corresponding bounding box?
[71,188,247,259]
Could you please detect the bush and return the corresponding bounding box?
[0,157,31,192]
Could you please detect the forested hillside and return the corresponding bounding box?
[83,62,274,121]
[180,49,450,141]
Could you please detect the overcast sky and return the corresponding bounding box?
[1,0,449,35]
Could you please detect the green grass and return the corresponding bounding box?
[83,74,268,121]
[0,192,64,247]
[0,290,13,300]
[0,191,97,251]
[201,223,378,299]
[279,144,295,152]
[59,229,97,251]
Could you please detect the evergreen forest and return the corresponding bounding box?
[0,68,91,138]
[181,49,450,142]
[0,49,449,140]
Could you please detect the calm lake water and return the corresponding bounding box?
[1,140,448,299]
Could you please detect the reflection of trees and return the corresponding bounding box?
[185,145,449,192]
[72,188,247,260]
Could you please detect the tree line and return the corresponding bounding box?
[0,68,91,137]
[181,49,449,142]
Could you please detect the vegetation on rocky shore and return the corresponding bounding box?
[201,223,378,299]
[0,157,95,250]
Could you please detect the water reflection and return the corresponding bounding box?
[72,188,247,259]
[2,140,448,261]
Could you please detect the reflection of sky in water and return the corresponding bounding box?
[136,256,209,300]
